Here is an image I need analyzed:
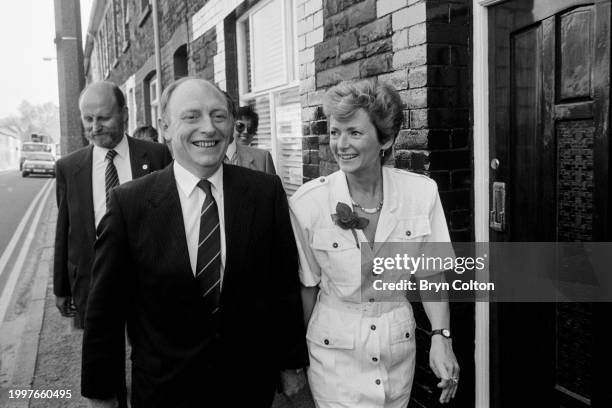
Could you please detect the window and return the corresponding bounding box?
[127,86,136,133]
[98,21,109,77]
[144,74,159,128]
[173,45,189,79]
[105,8,117,67]
[140,0,151,13]
[237,0,302,194]
[138,0,151,26]
[119,0,130,51]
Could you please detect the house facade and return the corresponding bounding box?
[83,0,609,406]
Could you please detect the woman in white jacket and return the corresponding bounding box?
[290,79,459,407]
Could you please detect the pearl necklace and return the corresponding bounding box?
[352,199,384,214]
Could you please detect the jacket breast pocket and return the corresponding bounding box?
[311,228,361,285]
[306,322,358,402]
[389,217,431,242]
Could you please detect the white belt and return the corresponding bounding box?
[317,292,409,317]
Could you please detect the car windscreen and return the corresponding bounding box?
[26,153,55,161]
[22,144,51,152]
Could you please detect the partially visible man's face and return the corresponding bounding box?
[161,79,233,178]
[79,83,127,149]
[233,117,255,146]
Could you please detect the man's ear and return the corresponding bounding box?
[121,106,129,128]
[158,116,171,142]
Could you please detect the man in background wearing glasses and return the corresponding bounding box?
[225,105,276,174]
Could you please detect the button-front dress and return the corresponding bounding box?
[290,167,452,408]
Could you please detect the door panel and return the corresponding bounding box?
[488,1,610,407]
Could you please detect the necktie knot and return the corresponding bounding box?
[106,149,118,162]
[197,179,212,196]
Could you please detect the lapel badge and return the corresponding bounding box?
[142,164,149,171]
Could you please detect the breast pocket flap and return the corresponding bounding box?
[392,217,431,240]
[311,228,355,251]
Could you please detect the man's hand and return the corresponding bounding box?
[429,336,460,404]
[280,369,306,397]
[55,296,77,317]
[88,397,119,408]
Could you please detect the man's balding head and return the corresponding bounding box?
[79,81,128,149]
[157,77,235,179]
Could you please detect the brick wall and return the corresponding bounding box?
[190,27,217,81]
[297,0,325,182]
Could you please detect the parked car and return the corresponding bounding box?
[19,142,54,170]
[21,152,56,178]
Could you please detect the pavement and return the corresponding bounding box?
[0,186,314,408]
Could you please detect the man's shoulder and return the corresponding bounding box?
[226,163,275,183]
[239,144,271,159]
[115,165,169,198]
[129,136,169,155]
[56,145,92,167]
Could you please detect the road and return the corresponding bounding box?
[0,169,56,407]
[0,170,54,319]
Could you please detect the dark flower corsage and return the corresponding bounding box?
[331,202,369,248]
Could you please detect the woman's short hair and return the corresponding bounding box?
[133,125,159,143]
[322,80,404,161]
[236,105,259,133]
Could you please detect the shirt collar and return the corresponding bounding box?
[226,139,237,161]
[331,167,399,213]
[174,161,224,198]
[93,134,129,162]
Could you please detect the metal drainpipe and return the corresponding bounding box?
[152,0,163,105]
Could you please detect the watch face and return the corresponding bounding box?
[442,329,451,337]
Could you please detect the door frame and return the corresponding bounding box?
[472,1,509,407]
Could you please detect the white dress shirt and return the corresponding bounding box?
[225,139,237,164]
[92,135,132,227]
[173,161,226,282]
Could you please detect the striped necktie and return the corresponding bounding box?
[195,179,221,315]
[105,149,119,207]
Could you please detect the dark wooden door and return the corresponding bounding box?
[488,1,610,407]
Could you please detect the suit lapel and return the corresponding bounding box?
[127,136,151,179]
[73,146,96,241]
[236,143,255,170]
[222,164,254,287]
[148,166,192,276]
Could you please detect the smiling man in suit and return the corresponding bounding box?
[81,77,307,408]
[54,81,172,328]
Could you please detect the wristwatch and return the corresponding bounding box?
[430,328,452,339]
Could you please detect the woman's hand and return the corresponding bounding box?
[429,336,460,404]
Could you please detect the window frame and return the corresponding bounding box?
[149,76,159,128]
[236,0,302,194]
[236,0,299,98]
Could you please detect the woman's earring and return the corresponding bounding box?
[380,149,385,157]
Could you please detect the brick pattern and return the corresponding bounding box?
[298,0,325,183]
[214,23,227,90]
[191,0,243,40]
[191,27,217,81]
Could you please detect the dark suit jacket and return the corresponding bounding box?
[82,164,307,407]
[236,143,276,174]
[53,136,172,324]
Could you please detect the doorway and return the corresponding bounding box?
[487,1,610,406]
